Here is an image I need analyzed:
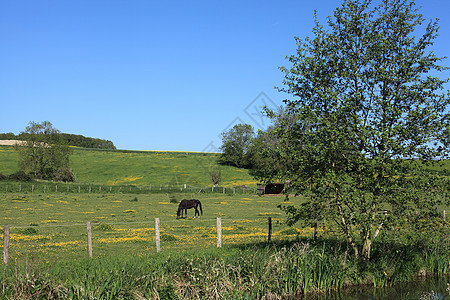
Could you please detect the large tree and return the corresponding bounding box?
[219,124,255,168]
[256,0,450,260]
[15,121,72,180]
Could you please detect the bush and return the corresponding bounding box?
[9,171,33,182]
[52,167,76,182]
[0,173,7,180]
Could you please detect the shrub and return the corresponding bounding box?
[9,171,32,182]
[0,173,7,180]
[52,167,76,182]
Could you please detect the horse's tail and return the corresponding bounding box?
[198,200,203,215]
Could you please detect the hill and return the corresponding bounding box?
[0,145,257,187]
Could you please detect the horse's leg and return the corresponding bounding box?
[194,206,199,218]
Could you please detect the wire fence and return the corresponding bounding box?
[0,182,257,195]
[1,217,295,264]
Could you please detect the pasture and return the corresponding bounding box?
[1,192,449,299]
[0,192,308,263]
[0,145,257,187]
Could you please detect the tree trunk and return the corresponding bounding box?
[361,232,371,260]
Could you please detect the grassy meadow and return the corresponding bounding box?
[1,191,448,299]
[0,145,449,299]
[0,145,257,187]
[0,192,305,263]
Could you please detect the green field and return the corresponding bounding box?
[0,192,304,263]
[0,145,257,187]
[1,145,449,299]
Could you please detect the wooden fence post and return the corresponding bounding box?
[19,184,21,193]
[3,225,9,264]
[155,218,161,253]
[268,217,272,242]
[217,217,222,248]
[86,222,93,258]
[32,185,34,193]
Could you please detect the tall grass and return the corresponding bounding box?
[2,237,449,299]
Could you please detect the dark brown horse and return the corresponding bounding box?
[176,199,203,219]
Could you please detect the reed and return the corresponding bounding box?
[2,237,448,299]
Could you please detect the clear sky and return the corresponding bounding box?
[1,0,449,152]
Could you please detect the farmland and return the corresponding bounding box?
[0,145,449,299]
[0,193,302,262]
[0,145,257,188]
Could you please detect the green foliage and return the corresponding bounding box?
[59,133,116,149]
[219,123,255,168]
[15,121,72,180]
[0,131,116,149]
[256,0,450,260]
[0,132,16,140]
[8,171,33,182]
[1,239,448,299]
[52,167,76,182]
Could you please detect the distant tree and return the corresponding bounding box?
[210,167,222,187]
[15,121,72,180]
[219,124,255,168]
[250,106,302,181]
[256,0,450,260]
[0,132,17,140]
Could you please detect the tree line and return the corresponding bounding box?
[0,132,116,150]
[220,0,449,261]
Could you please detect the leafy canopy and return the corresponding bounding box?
[255,0,450,260]
[15,121,73,180]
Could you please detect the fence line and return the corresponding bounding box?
[2,217,274,264]
[0,182,257,195]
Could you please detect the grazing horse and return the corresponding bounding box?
[176,199,203,219]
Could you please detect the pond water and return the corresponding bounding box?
[305,277,450,300]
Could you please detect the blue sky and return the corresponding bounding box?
[1,0,449,151]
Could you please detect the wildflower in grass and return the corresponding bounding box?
[41,219,58,223]
[47,241,80,247]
